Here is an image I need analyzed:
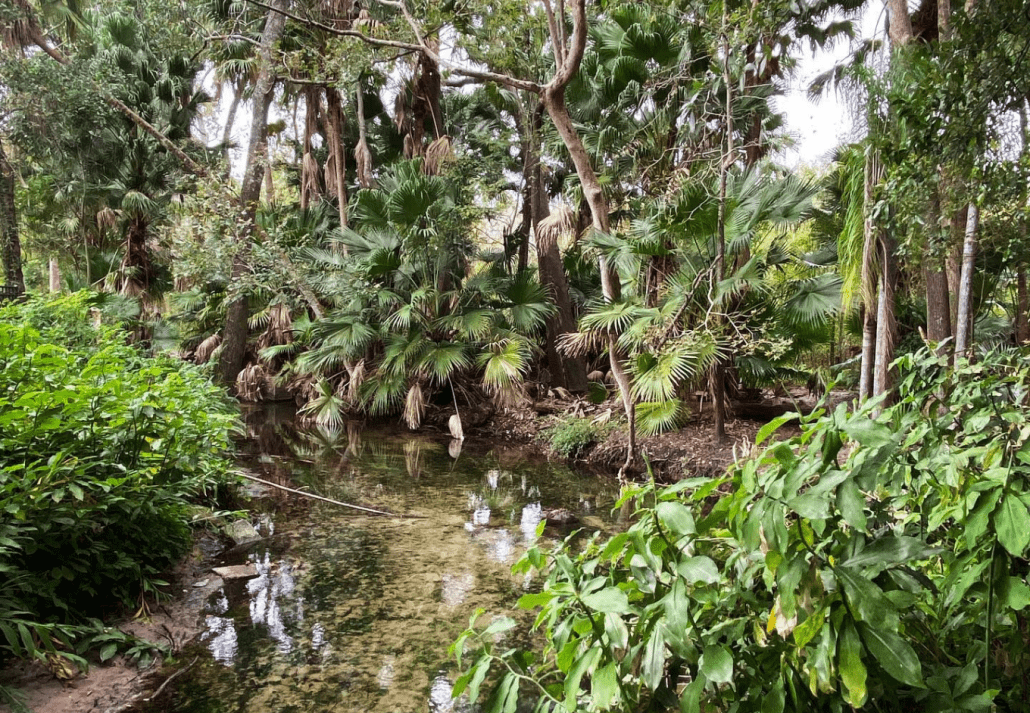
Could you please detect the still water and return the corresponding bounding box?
[135,411,618,713]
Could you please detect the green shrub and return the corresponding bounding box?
[543,416,613,459]
[454,347,1030,712]
[0,294,238,669]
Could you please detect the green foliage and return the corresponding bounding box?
[0,294,238,667]
[455,347,1030,711]
[543,416,613,459]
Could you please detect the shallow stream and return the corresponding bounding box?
[133,410,618,713]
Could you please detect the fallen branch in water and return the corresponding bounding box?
[144,656,198,702]
[237,471,423,518]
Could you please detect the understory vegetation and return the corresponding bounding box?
[0,295,238,697]
[454,347,1030,712]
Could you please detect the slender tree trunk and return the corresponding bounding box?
[49,258,61,293]
[120,214,153,296]
[325,87,348,228]
[873,233,898,400]
[530,109,587,392]
[925,260,951,345]
[711,5,732,445]
[222,80,243,157]
[0,137,25,296]
[216,0,288,389]
[539,0,634,475]
[954,202,979,358]
[299,85,322,211]
[1016,269,1029,345]
[859,152,879,402]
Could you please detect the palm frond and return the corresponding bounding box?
[635,399,687,437]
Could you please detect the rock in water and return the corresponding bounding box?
[224,519,261,545]
[211,564,259,580]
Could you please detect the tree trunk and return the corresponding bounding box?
[49,258,61,293]
[222,80,243,157]
[925,259,951,346]
[873,232,898,400]
[954,202,979,358]
[1016,269,1029,345]
[539,0,634,475]
[859,152,879,402]
[0,137,25,296]
[299,85,322,211]
[216,0,288,389]
[325,87,348,229]
[711,5,733,445]
[120,214,152,296]
[530,110,587,392]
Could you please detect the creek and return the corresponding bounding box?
[131,407,619,712]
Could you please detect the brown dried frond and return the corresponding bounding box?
[1,0,43,52]
[491,383,530,410]
[536,203,576,251]
[258,303,293,352]
[423,136,453,176]
[402,133,415,159]
[355,139,374,189]
[345,359,365,403]
[557,330,605,358]
[403,382,426,429]
[236,364,266,402]
[301,152,322,206]
[96,207,118,231]
[393,91,408,134]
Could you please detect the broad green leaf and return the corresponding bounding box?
[517,592,554,609]
[591,661,620,709]
[642,629,667,691]
[792,608,826,649]
[994,493,1030,557]
[845,536,941,570]
[679,675,704,713]
[858,622,924,688]
[677,556,719,585]
[839,619,867,707]
[762,678,785,713]
[835,565,898,629]
[581,587,630,614]
[787,492,830,519]
[100,642,118,662]
[837,480,867,530]
[565,647,601,709]
[482,616,517,637]
[656,501,696,536]
[699,645,733,684]
[756,414,797,446]
[1003,577,1030,610]
[843,420,893,447]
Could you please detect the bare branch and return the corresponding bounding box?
[541,0,565,68]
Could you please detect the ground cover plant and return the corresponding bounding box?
[0,293,238,692]
[453,346,1030,711]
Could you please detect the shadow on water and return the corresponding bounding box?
[132,410,619,713]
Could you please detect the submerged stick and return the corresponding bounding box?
[237,471,421,518]
[145,656,198,702]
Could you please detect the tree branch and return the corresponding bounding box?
[241,0,541,93]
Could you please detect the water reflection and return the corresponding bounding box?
[135,429,616,713]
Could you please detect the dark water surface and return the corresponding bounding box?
[135,411,618,713]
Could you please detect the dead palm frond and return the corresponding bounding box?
[423,136,453,176]
[236,364,266,402]
[403,381,426,429]
[194,333,222,364]
[355,138,373,189]
[301,152,322,205]
[536,203,577,251]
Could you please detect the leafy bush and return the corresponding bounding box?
[0,294,238,668]
[454,347,1030,712]
[544,416,613,459]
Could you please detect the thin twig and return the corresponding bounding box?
[144,656,198,702]
[237,471,424,518]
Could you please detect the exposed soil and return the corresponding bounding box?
[0,532,227,713]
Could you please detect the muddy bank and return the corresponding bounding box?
[0,531,227,713]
